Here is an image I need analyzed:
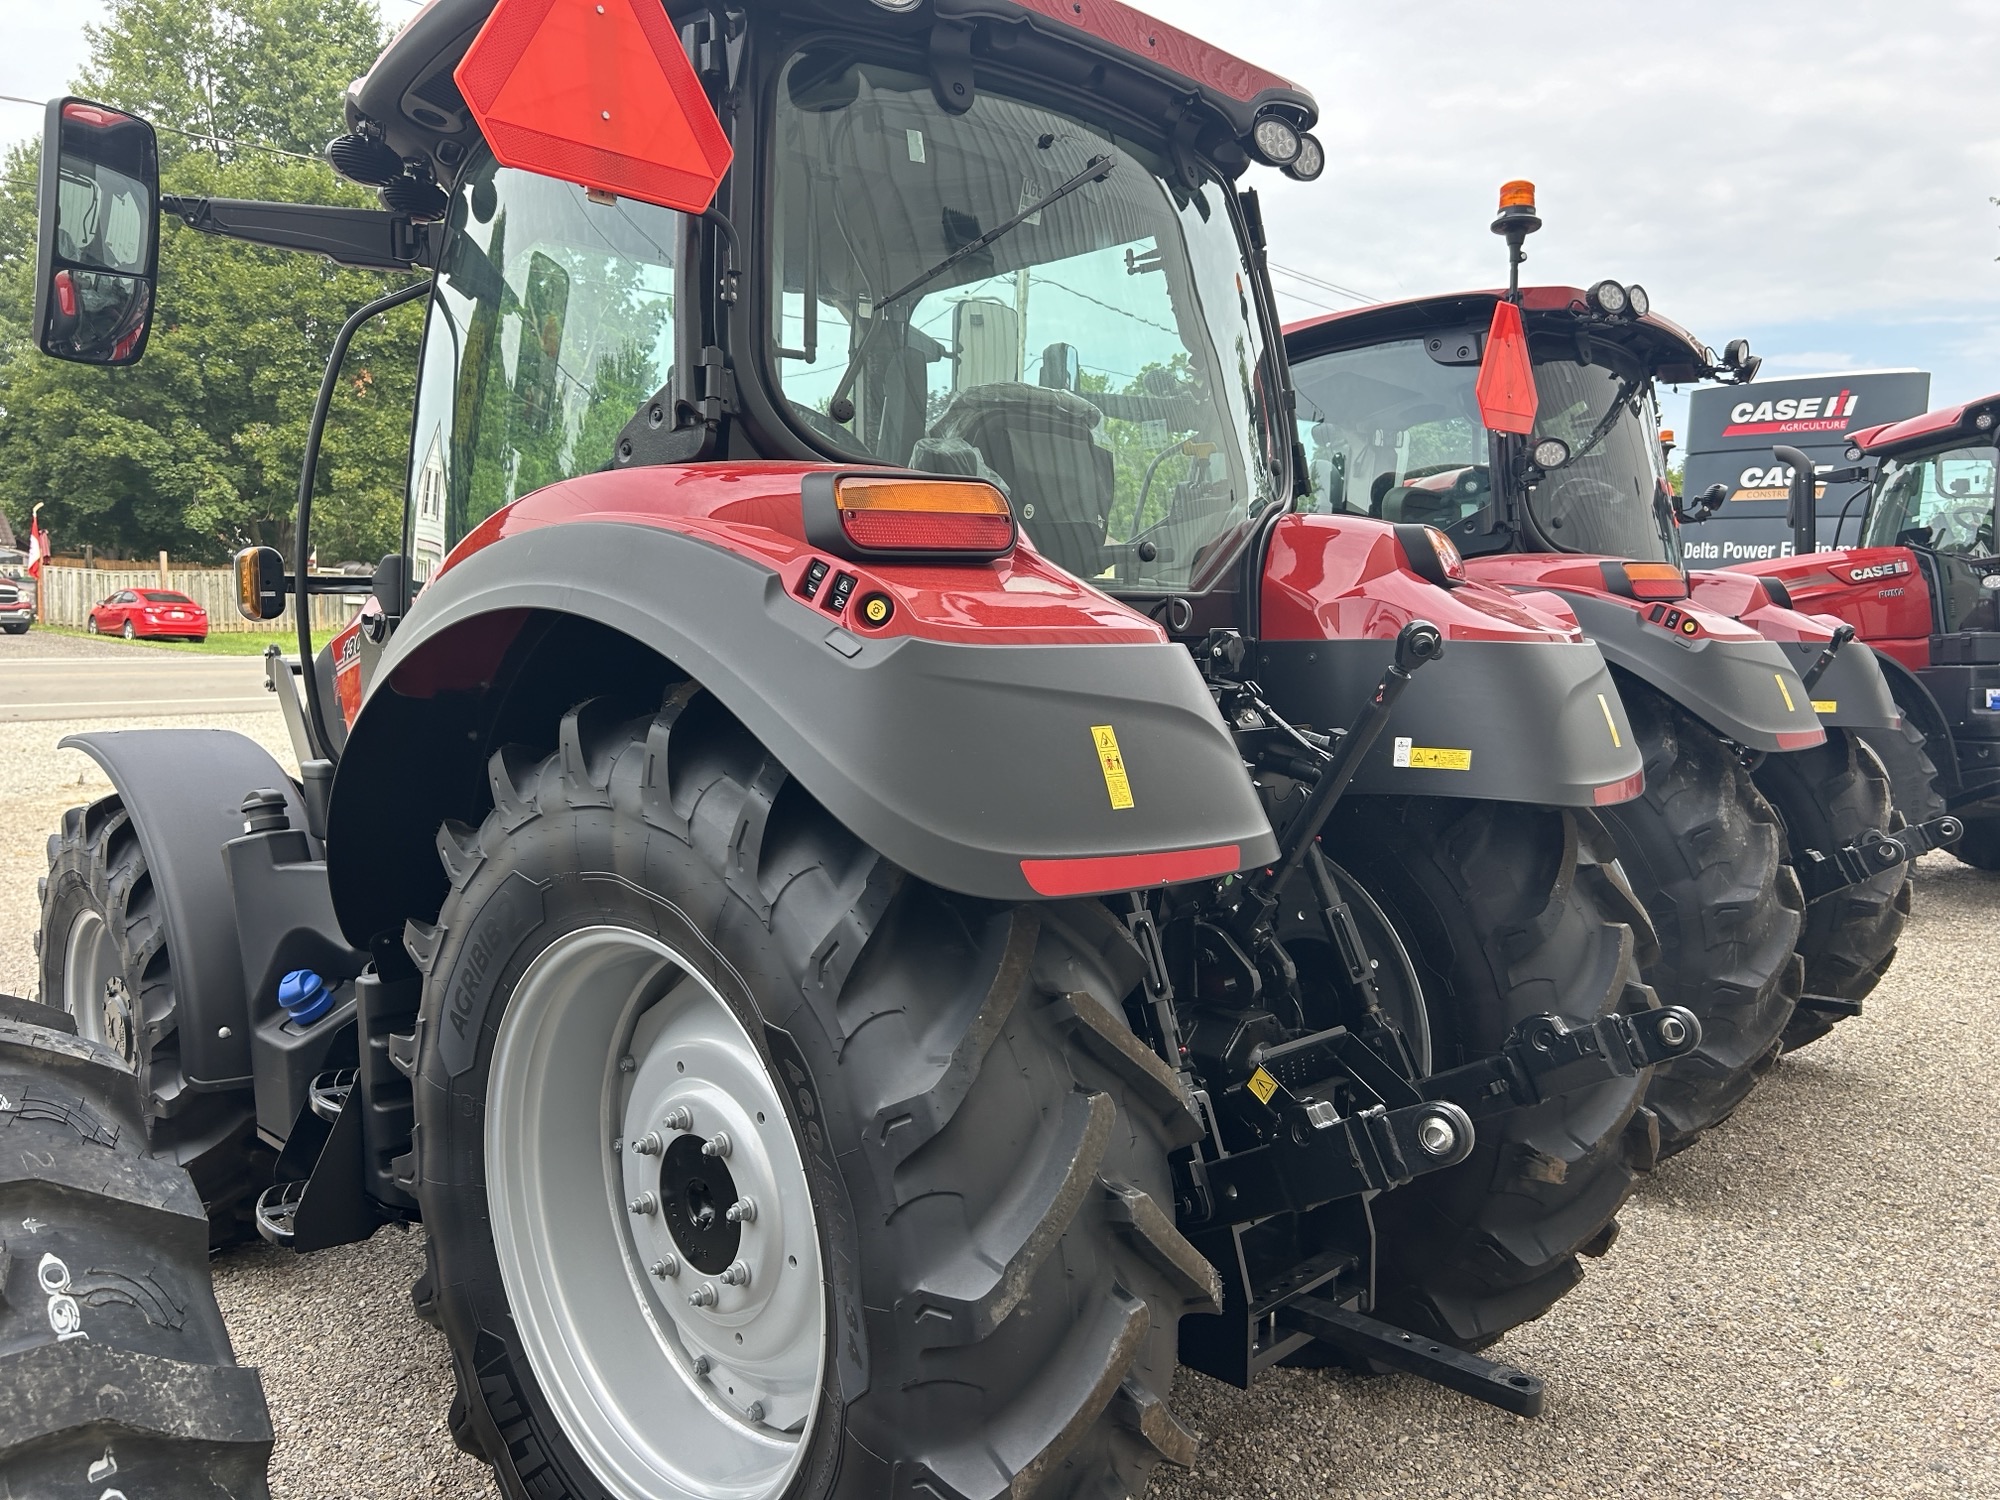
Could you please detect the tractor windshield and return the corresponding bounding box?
[768,50,1283,593]
[1291,334,1678,563]
[1863,443,1998,554]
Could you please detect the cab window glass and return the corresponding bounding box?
[1865,445,1997,554]
[406,155,680,582]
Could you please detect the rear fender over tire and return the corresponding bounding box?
[411,682,1206,1500]
[0,1006,272,1496]
[326,525,1277,946]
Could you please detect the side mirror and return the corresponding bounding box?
[34,98,160,366]
[371,553,411,621]
[235,546,286,621]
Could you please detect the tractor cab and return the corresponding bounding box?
[1286,285,1714,570]
[1856,411,2000,639]
[358,0,1322,623]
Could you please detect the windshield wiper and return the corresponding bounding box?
[880,151,1116,310]
[824,152,1117,418]
[1550,373,1642,471]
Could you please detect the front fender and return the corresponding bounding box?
[1557,592,1825,752]
[327,522,1277,943]
[58,729,309,1089]
[1772,638,1900,729]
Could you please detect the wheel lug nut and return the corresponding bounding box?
[720,1260,751,1287]
[725,1196,757,1224]
[688,1282,719,1307]
[650,1254,680,1278]
[691,1355,710,1376]
[701,1132,731,1158]
[663,1105,693,1131]
[632,1132,663,1156]
[744,1400,766,1424]
[628,1192,658,1216]
[619,1054,636,1073]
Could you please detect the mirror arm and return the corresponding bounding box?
[160,195,437,270]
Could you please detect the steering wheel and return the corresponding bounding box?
[1941,503,1993,551]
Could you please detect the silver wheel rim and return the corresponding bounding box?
[63,908,134,1062]
[487,926,826,1500]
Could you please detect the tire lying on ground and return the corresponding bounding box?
[38,795,266,1247]
[410,686,1213,1500]
[1595,683,1803,1156]
[1311,797,1661,1348]
[0,995,272,1498]
[1753,730,1911,1052]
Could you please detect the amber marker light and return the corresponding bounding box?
[802,472,1017,562]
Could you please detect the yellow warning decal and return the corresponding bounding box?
[1247,1067,1279,1105]
[1393,736,1472,771]
[1775,673,1797,712]
[1812,699,1838,715]
[1090,725,1135,810]
[1597,692,1623,749]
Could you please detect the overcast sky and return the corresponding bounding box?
[4,0,1995,437]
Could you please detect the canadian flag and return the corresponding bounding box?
[26,506,46,577]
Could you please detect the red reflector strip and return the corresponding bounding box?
[1592,770,1647,805]
[1775,730,1826,750]
[1020,844,1243,897]
[840,511,1014,551]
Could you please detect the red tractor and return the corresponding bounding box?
[1729,397,2000,866]
[1282,184,1940,1127]
[11,10,1701,1498]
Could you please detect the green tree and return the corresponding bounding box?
[0,0,418,566]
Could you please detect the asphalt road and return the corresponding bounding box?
[0,629,271,721]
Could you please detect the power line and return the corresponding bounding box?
[1268,260,1374,306]
[0,93,325,164]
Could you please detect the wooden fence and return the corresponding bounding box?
[34,566,366,633]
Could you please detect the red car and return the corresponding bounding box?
[87,588,208,642]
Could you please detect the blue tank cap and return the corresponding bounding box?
[277,969,335,1027]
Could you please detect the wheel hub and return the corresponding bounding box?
[486,925,826,1499]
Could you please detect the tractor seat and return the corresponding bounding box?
[924,383,1115,577]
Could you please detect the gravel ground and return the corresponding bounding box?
[1,708,1994,1499]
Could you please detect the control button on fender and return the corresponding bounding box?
[856,592,894,628]
[798,558,830,600]
[824,571,857,614]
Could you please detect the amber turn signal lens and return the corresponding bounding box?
[1612,561,1689,601]
[832,477,1014,553]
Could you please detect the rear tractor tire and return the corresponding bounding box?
[38,795,266,1246]
[0,997,271,1496]
[412,686,1212,1500]
[1596,685,1803,1156]
[1303,797,1660,1348]
[1950,815,2000,872]
[1753,730,1911,1052]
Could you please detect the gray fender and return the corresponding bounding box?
[1557,592,1824,751]
[327,522,1277,943]
[1771,638,1900,730]
[1250,640,1641,805]
[59,729,309,1090]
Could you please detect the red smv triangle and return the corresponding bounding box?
[455,0,733,213]
[1474,299,1538,436]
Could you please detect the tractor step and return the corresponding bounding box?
[254,1180,305,1246]
[1795,993,1865,1020]
[1275,1295,1546,1417]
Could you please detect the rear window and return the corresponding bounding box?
[142,591,194,603]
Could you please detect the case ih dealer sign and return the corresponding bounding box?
[1681,370,1930,561]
